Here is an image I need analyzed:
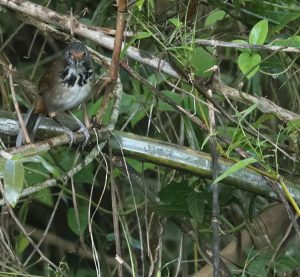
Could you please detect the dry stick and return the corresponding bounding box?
[8,65,31,145]
[0,181,64,275]
[95,0,127,124]
[195,39,300,53]
[23,190,64,267]
[101,2,127,277]
[109,138,122,277]
[208,89,221,277]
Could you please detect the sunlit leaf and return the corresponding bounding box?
[238,52,261,78]
[20,156,60,177]
[249,19,268,45]
[205,10,226,26]
[213,157,257,185]
[4,160,24,206]
[189,47,217,77]
[168,18,182,28]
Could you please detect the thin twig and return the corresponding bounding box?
[195,38,300,53]
[8,65,31,145]
[0,181,64,275]
[207,88,221,277]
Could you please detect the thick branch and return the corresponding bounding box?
[2,114,299,205]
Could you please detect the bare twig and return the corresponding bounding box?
[208,88,221,277]
[195,38,300,53]
[8,65,31,144]
[0,181,64,275]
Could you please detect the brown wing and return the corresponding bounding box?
[34,59,63,114]
[38,59,61,93]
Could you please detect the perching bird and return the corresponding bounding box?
[16,41,94,147]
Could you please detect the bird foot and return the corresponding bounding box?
[63,127,77,147]
[77,124,90,148]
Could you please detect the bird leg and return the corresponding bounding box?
[49,112,77,147]
[68,111,90,148]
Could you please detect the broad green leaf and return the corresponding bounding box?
[35,188,54,207]
[135,0,145,10]
[133,32,152,40]
[67,206,89,236]
[186,192,205,223]
[158,182,192,204]
[189,47,217,77]
[4,160,24,206]
[272,36,300,48]
[74,162,95,184]
[213,157,257,185]
[249,19,268,45]
[238,52,261,78]
[204,10,226,26]
[168,18,182,28]
[20,156,60,177]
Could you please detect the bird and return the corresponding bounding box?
[16,41,94,147]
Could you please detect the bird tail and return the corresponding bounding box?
[16,107,43,147]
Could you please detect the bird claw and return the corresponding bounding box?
[63,127,77,147]
[78,125,90,148]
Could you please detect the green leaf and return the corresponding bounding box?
[121,31,151,58]
[204,10,226,27]
[20,156,60,177]
[239,103,258,122]
[126,158,155,174]
[272,36,300,48]
[135,0,145,10]
[153,203,190,217]
[189,47,217,77]
[286,118,300,134]
[213,157,257,185]
[4,160,24,206]
[67,206,89,236]
[16,235,29,254]
[186,192,205,223]
[35,188,54,207]
[238,52,261,78]
[168,18,182,28]
[249,19,268,45]
[158,182,192,204]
